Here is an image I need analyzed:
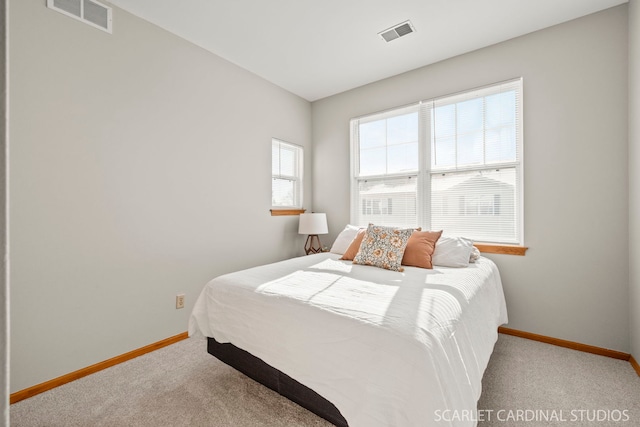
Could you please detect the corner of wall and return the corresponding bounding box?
[0,0,7,421]
[629,0,640,366]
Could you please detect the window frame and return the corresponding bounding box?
[271,138,304,210]
[350,78,524,248]
[350,104,423,229]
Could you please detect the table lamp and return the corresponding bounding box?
[298,213,328,255]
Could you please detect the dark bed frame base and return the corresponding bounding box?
[207,337,348,427]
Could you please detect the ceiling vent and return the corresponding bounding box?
[379,20,415,42]
[47,0,112,33]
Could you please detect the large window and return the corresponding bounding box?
[350,78,523,244]
[272,139,303,208]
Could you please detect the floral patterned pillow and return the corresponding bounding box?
[353,225,414,272]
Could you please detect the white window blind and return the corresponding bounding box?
[351,78,523,244]
[272,139,303,208]
[351,105,420,228]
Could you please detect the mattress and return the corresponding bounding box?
[189,253,508,427]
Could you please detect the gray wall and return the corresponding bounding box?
[1,0,7,423]
[630,0,640,362]
[10,1,311,392]
[312,6,630,352]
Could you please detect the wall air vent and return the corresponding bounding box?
[379,20,415,42]
[47,0,112,33]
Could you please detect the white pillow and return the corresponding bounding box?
[330,225,362,255]
[432,236,475,268]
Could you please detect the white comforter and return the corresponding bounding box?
[189,253,507,427]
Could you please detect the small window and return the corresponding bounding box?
[272,139,303,208]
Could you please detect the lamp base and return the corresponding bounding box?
[304,234,323,255]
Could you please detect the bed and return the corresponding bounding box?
[189,251,507,427]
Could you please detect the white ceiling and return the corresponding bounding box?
[107,0,627,101]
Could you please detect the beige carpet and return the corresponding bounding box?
[478,335,640,426]
[10,334,640,426]
[10,338,331,427]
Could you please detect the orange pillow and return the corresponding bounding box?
[340,228,367,261]
[401,230,443,269]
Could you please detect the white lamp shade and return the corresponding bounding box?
[298,213,328,235]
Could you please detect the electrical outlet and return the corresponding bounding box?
[176,294,185,309]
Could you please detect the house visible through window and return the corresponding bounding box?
[362,198,393,216]
[272,139,303,208]
[350,78,523,244]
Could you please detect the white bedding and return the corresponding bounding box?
[189,253,507,427]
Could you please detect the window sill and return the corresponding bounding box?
[475,243,528,256]
[270,209,306,216]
